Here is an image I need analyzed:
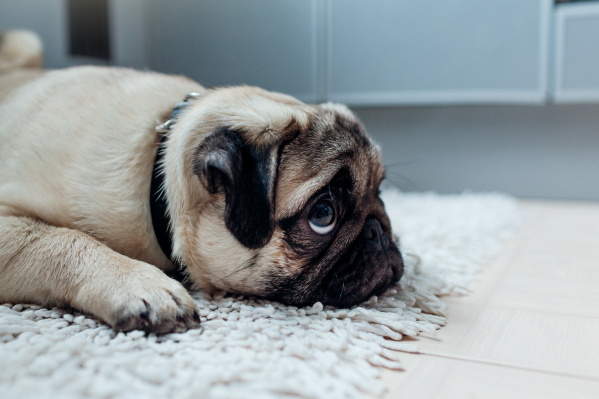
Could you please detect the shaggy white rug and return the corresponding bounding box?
[0,190,521,399]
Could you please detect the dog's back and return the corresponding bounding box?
[0,31,202,268]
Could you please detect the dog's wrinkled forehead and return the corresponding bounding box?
[275,102,384,220]
[186,86,311,147]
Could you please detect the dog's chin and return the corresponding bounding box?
[266,217,403,308]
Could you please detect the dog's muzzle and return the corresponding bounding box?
[360,217,403,282]
[314,216,404,308]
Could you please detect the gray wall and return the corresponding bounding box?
[354,104,599,201]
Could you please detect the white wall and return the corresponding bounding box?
[355,104,599,201]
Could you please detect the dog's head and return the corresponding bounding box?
[164,86,403,307]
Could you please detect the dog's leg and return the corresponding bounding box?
[0,215,200,333]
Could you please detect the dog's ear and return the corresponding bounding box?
[194,127,278,249]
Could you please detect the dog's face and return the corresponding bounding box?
[164,86,403,308]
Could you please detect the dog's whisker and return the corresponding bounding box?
[384,175,417,191]
[384,159,422,169]
[327,183,336,201]
[216,255,258,283]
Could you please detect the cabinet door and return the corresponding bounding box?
[553,2,599,103]
[147,0,319,103]
[328,0,552,106]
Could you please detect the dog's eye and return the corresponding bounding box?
[308,201,336,234]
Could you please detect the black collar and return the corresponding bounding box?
[149,92,203,266]
[150,132,173,260]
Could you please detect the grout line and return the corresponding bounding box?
[445,215,534,319]
[485,304,599,321]
[416,350,599,383]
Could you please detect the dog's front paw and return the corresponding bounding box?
[78,263,200,334]
[113,277,201,334]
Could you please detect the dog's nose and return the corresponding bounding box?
[363,217,387,241]
[361,217,382,239]
[361,217,391,250]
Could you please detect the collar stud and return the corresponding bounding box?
[155,92,202,134]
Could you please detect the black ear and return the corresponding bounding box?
[194,127,277,249]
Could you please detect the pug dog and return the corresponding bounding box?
[0,31,403,333]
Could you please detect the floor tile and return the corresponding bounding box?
[382,354,599,399]
[381,200,599,396]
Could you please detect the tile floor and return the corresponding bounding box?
[381,200,599,398]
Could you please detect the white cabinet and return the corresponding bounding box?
[553,2,599,103]
[0,0,563,106]
[327,0,552,106]
[146,0,320,103]
[145,0,553,106]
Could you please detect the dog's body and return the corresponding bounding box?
[0,61,204,332]
[0,31,403,333]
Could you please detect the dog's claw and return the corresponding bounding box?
[105,269,201,334]
[114,306,200,334]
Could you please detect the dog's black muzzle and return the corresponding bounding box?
[315,217,403,308]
